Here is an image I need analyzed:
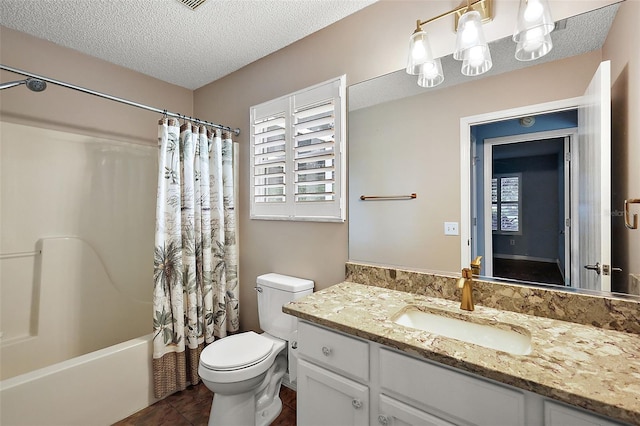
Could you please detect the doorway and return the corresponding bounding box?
[472,119,577,286]
[460,61,612,292]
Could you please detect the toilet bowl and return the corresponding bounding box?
[199,332,287,426]
[198,273,313,426]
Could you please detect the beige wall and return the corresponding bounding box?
[603,0,640,292]
[0,26,193,144]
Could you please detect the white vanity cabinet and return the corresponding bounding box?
[297,321,370,426]
[296,321,628,426]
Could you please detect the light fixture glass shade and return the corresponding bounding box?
[515,28,553,61]
[406,30,435,75]
[513,0,554,42]
[461,44,493,76]
[417,58,444,88]
[453,10,487,61]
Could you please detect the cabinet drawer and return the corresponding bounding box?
[544,401,624,426]
[298,321,369,381]
[378,394,455,426]
[379,348,525,426]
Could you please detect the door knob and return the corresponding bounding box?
[584,262,601,274]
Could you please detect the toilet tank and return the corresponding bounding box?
[257,273,314,341]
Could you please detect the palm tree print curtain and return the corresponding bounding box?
[153,118,239,399]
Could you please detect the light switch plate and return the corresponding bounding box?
[444,222,459,236]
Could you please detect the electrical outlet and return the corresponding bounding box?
[444,222,459,236]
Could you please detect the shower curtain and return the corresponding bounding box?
[152,118,239,399]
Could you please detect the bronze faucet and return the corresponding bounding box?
[458,256,482,311]
[458,268,475,311]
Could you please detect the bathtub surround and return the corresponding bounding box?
[0,122,155,381]
[153,119,238,399]
[346,262,640,334]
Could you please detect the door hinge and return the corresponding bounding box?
[565,218,571,227]
[565,152,571,162]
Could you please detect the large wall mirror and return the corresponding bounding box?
[348,2,640,299]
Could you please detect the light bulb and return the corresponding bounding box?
[521,28,544,52]
[412,42,426,61]
[461,22,479,44]
[466,46,485,67]
[524,0,543,22]
[422,61,438,78]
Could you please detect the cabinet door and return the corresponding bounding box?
[297,359,369,426]
[545,401,624,426]
[378,394,456,426]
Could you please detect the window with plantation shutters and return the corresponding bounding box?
[250,76,345,222]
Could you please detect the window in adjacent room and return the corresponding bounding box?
[492,174,521,233]
[250,75,345,222]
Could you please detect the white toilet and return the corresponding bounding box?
[198,273,314,426]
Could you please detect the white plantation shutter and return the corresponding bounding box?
[251,98,289,217]
[250,76,345,222]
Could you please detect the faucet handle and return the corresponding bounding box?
[471,256,483,276]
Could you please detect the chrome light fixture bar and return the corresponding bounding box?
[407,0,554,88]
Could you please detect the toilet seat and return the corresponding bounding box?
[200,331,274,371]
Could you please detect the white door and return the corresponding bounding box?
[576,60,612,292]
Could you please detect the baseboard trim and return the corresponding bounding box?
[494,254,557,264]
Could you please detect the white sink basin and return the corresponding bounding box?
[393,307,532,355]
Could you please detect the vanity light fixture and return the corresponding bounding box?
[406,0,554,87]
[406,0,493,88]
[513,0,554,61]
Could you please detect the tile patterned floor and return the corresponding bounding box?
[112,382,296,426]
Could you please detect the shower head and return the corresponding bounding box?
[25,78,47,92]
[0,78,47,92]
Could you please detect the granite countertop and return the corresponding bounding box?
[284,281,640,425]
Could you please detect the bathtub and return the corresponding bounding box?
[0,237,156,425]
[0,334,158,425]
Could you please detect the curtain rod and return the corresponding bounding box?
[0,64,240,136]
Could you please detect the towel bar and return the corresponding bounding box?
[360,193,417,201]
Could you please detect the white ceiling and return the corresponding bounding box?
[0,0,377,90]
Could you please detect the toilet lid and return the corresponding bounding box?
[200,331,274,371]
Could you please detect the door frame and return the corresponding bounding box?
[481,129,577,283]
[460,97,582,274]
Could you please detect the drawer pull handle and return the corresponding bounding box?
[352,399,362,409]
[378,415,389,425]
[321,346,332,356]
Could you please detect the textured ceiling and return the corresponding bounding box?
[0,0,377,90]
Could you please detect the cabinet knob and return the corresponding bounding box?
[352,399,362,409]
[321,346,332,356]
[378,415,389,425]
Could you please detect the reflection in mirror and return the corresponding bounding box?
[348,2,640,298]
